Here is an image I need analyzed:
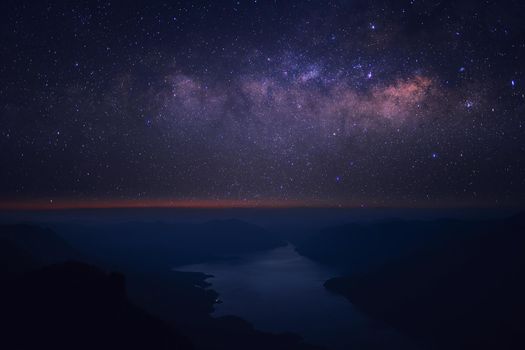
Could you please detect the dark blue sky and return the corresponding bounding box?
[1,0,524,207]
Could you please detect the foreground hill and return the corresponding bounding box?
[0,261,192,350]
[0,223,318,350]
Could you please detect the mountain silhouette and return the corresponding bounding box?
[0,224,82,264]
[0,223,319,350]
[1,260,193,350]
[322,213,525,349]
[56,219,285,269]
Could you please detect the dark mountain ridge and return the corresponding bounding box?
[1,260,193,350]
[321,213,525,349]
[53,219,285,269]
[0,222,319,350]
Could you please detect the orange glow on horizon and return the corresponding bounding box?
[0,198,511,211]
[0,198,346,211]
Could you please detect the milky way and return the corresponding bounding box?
[1,0,524,207]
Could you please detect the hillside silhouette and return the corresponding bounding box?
[319,214,525,349]
[1,261,192,350]
[0,223,319,350]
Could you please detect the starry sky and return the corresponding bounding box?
[1,0,524,208]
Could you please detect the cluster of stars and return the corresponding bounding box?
[0,0,524,207]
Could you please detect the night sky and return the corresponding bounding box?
[1,0,524,208]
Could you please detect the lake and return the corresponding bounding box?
[177,244,418,350]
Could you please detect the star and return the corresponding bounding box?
[1,0,524,206]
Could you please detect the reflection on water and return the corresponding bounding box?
[177,244,417,350]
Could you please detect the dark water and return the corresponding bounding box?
[177,244,417,350]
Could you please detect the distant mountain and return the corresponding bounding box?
[323,213,525,349]
[0,224,82,265]
[0,237,37,275]
[55,219,285,269]
[293,216,513,273]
